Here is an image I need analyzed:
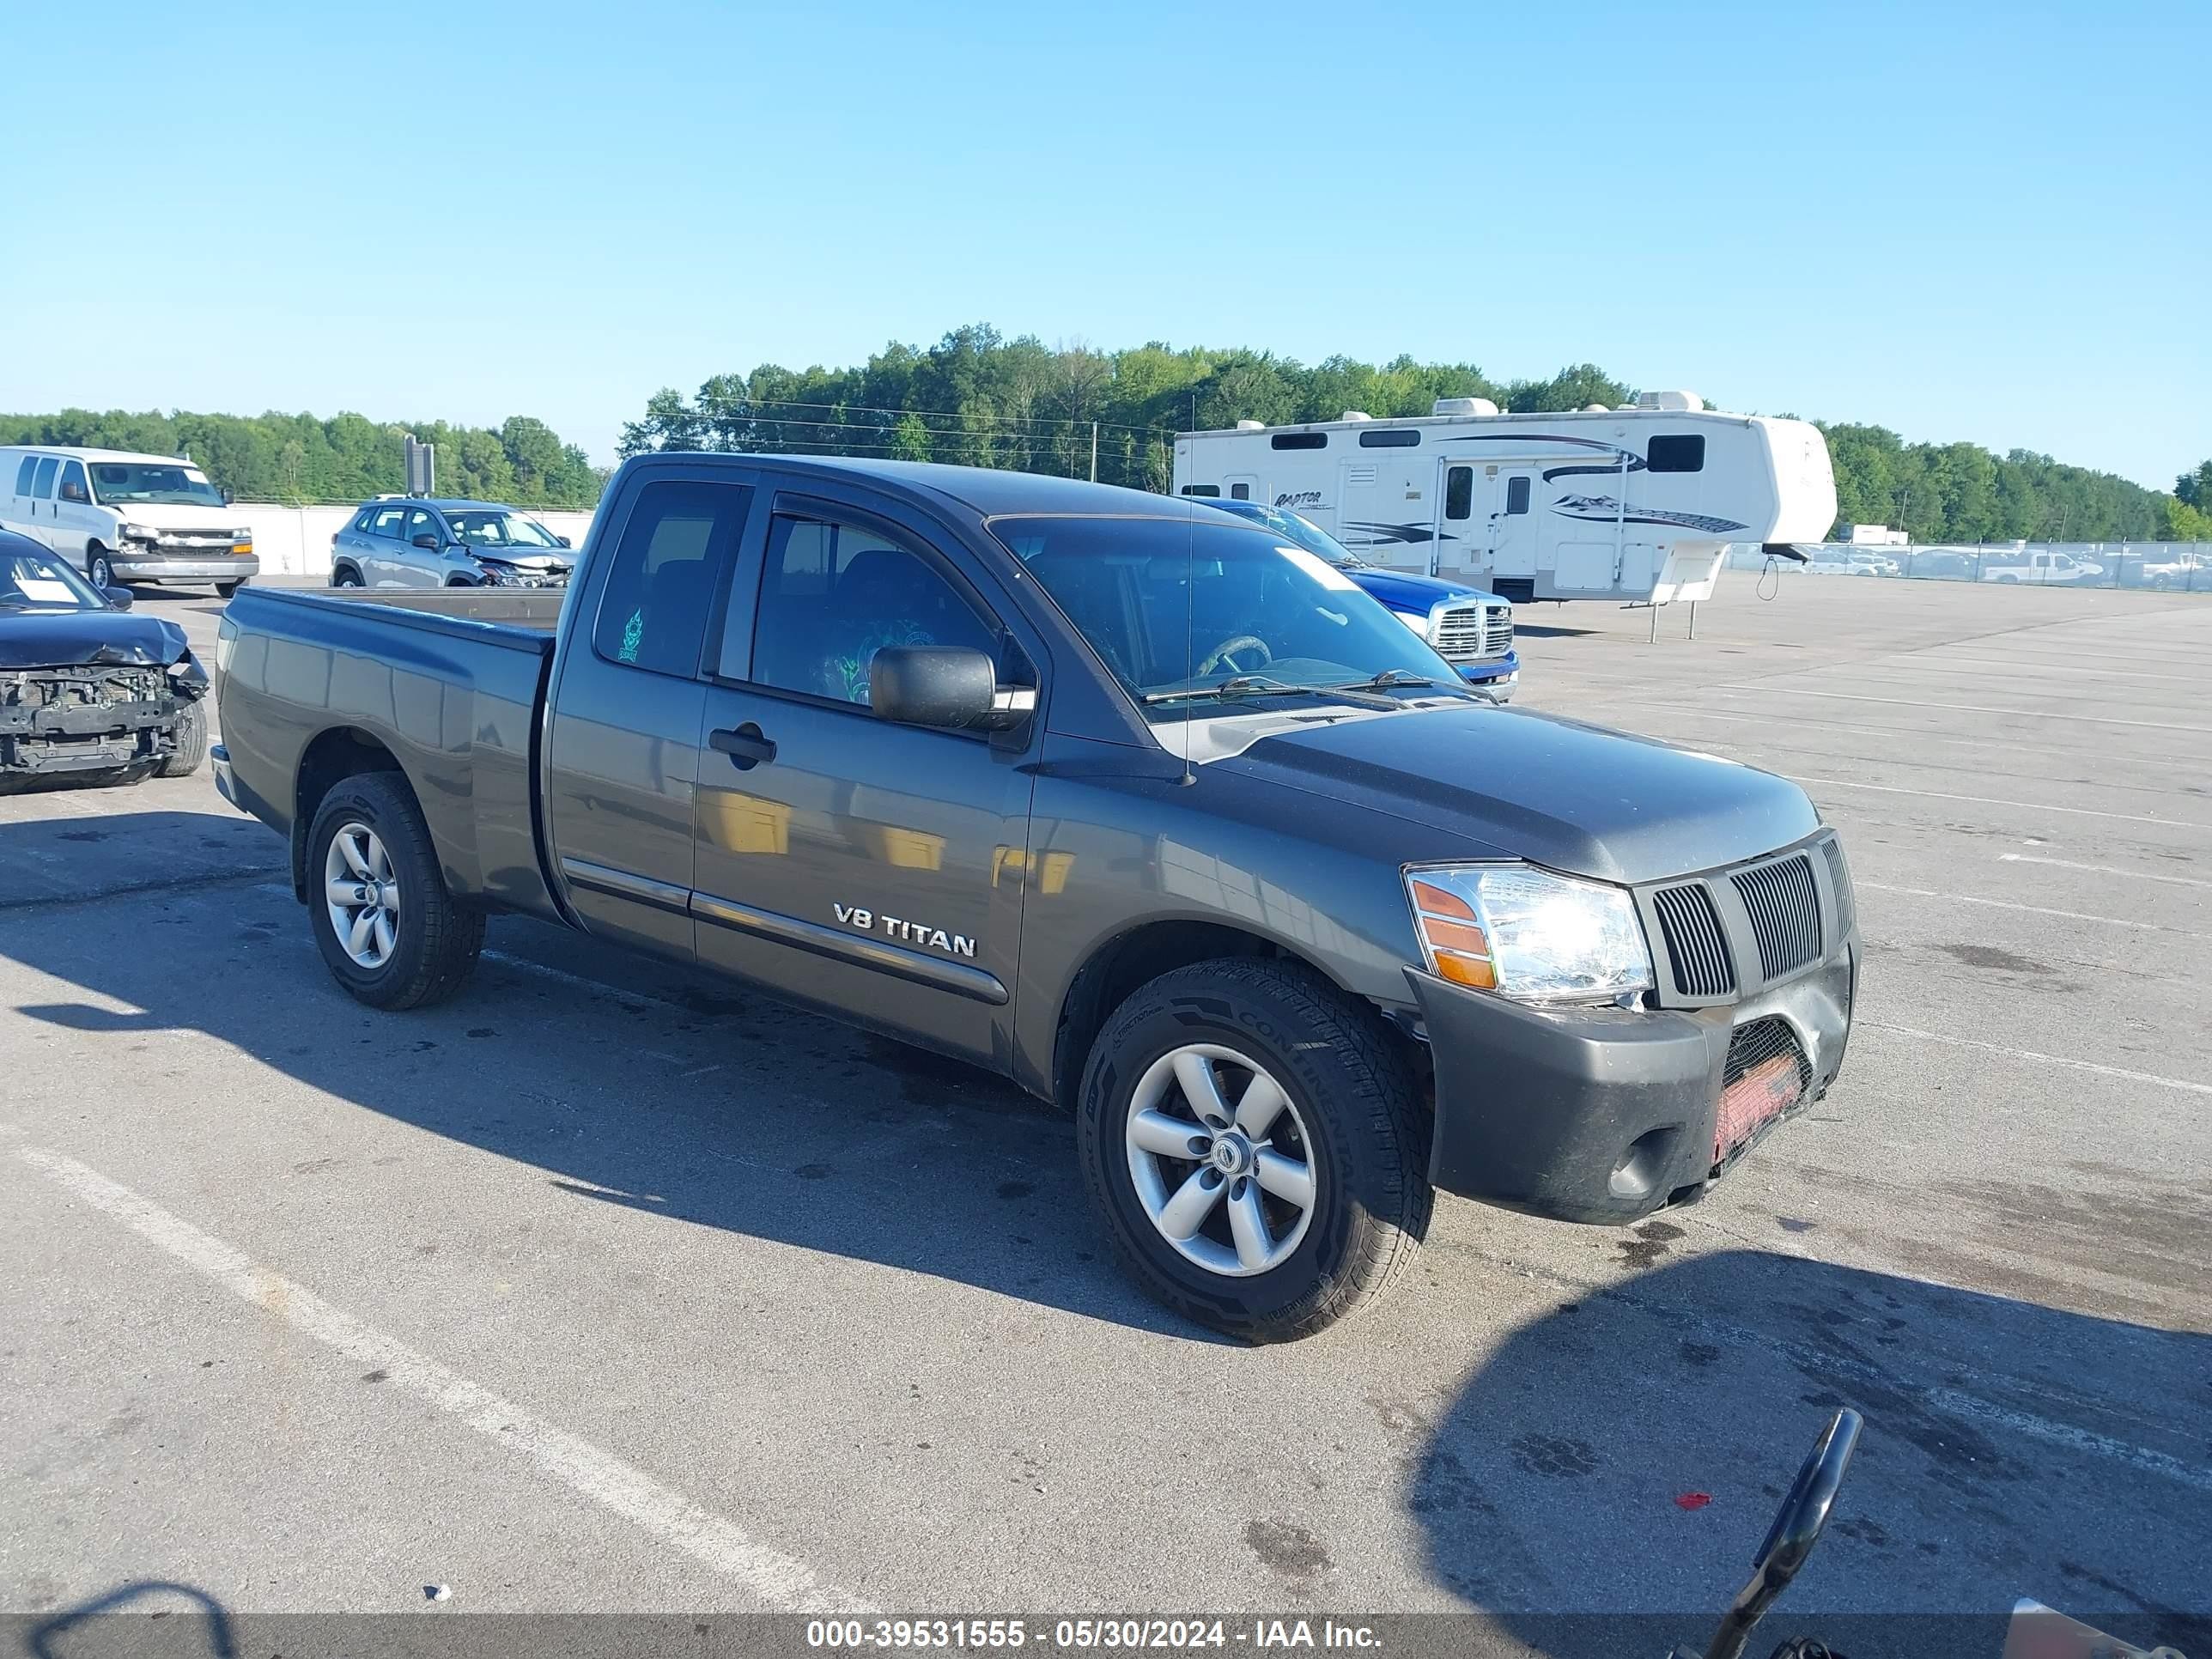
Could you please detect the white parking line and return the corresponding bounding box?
[1855,881,2197,936]
[1859,1024,2212,1097]
[1716,684,2212,734]
[1792,776,2205,830]
[1998,853,2212,890]
[18,1147,854,1613]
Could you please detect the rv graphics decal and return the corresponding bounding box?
[1274,489,1324,508]
[1550,495,1749,535]
[1340,521,1462,547]
[1438,431,1647,483]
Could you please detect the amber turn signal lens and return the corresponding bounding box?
[1411,879,1479,921]
[1433,950,1498,989]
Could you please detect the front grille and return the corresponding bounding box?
[154,532,246,552]
[1716,1017,1808,1168]
[1483,603,1513,655]
[1652,881,1735,997]
[1733,853,1823,981]
[1821,836,1855,940]
[1430,602,1494,663]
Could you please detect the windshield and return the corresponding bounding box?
[991,514,1455,714]
[444,509,562,549]
[0,546,106,611]
[87,462,225,507]
[1225,502,1365,566]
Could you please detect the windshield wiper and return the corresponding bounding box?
[1329,668,1455,695]
[1142,675,1398,711]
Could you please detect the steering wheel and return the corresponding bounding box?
[1194,635,1273,678]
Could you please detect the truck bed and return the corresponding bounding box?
[216,585,562,922]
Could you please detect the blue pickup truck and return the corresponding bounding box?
[1205,499,1518,699]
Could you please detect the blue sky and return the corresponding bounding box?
[6,0,2204,488]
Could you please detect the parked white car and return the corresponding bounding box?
[1,446,259,595]
[329,497,574,589]
[1806,546,1880,575]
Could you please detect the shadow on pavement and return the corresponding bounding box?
[0,811,1220,1344]
[1407,1249,2210,1657]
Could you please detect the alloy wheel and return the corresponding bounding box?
[324,822,400,969]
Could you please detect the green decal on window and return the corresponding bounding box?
[619,608,643,664]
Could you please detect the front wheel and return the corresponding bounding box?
[215,580,241,599]
[88,548,117,589]
[305,773,484,1009]
[155,697,208,777]
[1078,959,1431,1342]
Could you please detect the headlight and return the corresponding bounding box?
[1397,609,1432,640]
[121,522,159,542]
[1405,864,1652,1003]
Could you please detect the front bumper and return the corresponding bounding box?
[112,553,261,584]
[1,666,198,776]
[1409,938,1856,1224]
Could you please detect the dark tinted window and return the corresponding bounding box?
[592,479,750,678]
[1179,484,1221,497]
[1444,466,1474,520]
[748,515,996,705]
[14,458,36,495]
[1357,428,1419,447]
[1270,432,1327,451]
[31,458,58,499]
[1229,483,1250,500]
[1646,434,1705,473]
[1506,476,1531,514]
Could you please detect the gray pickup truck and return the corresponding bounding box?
[213,455,1858,1340]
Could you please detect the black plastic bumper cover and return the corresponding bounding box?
[1409,945,1855,1225]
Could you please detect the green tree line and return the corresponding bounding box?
[0,409,605,509]
[618,324,2210,543]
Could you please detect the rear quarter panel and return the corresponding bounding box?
[217,590,558,919]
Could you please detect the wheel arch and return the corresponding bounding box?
[1049,918,1392,1115]
[290,726,412,902]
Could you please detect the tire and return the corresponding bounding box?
[331,566,363,588]
[155,697,208,778]
[1077,958,1431,1342]
[215,580,241,599]
[304,773,484,1010]
[88,547,117,589]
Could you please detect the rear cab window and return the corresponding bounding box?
[592,479,753,678]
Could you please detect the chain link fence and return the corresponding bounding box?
[1727,542,2211,592]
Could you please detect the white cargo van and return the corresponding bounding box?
[1172,393,1837,605]
[0,446,260,595]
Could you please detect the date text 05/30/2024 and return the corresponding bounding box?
[805,1620,1382,1650]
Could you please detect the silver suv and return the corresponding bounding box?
[330,497,574,589]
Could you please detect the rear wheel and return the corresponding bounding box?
[155,698,208,777]
[1078,958,1431,1342]
[305,774,483,1009]
[331,566,363,588]
[88,548,117,589]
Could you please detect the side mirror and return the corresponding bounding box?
[104,586,135,609]
[59,482,89,503]
[556,535,573,549]
[868,646,1035,732]
[222,488,234,506]
[1694,1409,1861,1659]
[412,532,440,550]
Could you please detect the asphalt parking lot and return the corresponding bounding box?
[3,576,2208,1648]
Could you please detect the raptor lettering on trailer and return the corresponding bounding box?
[833,902,976,958]
[1273,489,1324,508]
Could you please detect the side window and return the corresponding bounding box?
[403,507,442,548]
[367,505,406,538]
[15,458,39,495]
[1179,484,1221,498]
[1229,482,1251,501]
[748,514,997,707]
[1646,434,1705,473]
[32,458,59,499]
[58,460,89,502]
[592,478,751,678]
[1506,476,1532,515]
[1444,466,1474,520]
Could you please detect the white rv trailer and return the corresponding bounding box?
[1171,393,1837,605]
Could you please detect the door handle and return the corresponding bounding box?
[709,722,776,769]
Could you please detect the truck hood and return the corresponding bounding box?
[0,611,191,671]
[100,503,244,532]
[1223,702,1820,884]
[1344,567,1496,613]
